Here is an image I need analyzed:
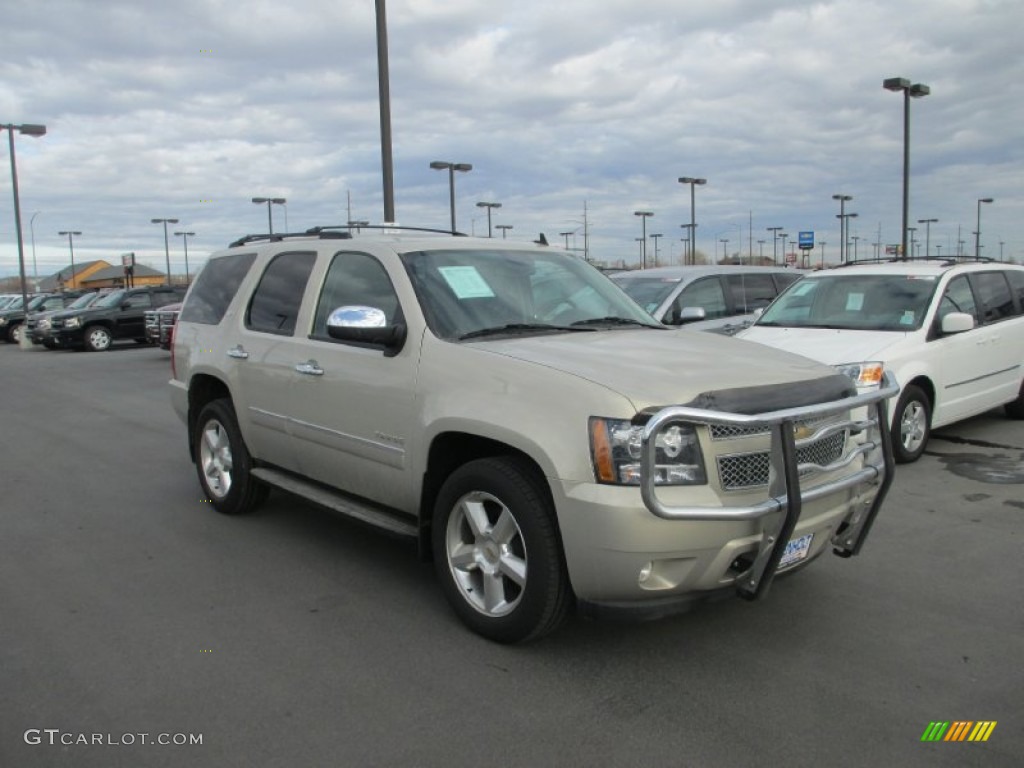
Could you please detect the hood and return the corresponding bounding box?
[470,328,840,411]
[737,326,907,365]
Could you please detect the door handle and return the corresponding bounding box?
[227,345,249,359]
[295,360,324,376]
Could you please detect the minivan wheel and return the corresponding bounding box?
[84,326,112,352]
[892,384,931,463]
[193,399,268,515]
[1005,379,1024,420]
[432,457,571,643]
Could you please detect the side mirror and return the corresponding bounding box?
[673,306,706,325]
[326,305,406,353]
[121,301,134,310]
[941,311,974,334]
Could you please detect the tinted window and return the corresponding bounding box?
[1007,270,1024,312]
[971,271,1015,322]
[724,273,777,311]
[313,252,401,341]
[124,293,152,308]
[180,253,256,325]
[674,277,728,320]
[611,275,682,314]
[246,252,316,335]
[152,289,183,308]
[936,275,979,328]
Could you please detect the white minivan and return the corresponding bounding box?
[738,260,1024,462]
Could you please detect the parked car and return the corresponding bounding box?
[27,291,101,347]
[48,285,186,351]
[144,302,182,349]
[0,293,85,343]
[169,226,897,643]
[611,265,805,334]
[737,259,1024,462]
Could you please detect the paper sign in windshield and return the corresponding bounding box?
[438,266,495,299]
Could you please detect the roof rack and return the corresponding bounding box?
[228,230,353,248]
[306,224,467,237]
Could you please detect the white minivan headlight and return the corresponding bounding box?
[835,361,884,389]
[590,417,706,486]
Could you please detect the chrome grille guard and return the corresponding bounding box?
[639,372,899,600]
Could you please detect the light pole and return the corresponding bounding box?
[975,198,993,259]
[908,227,919,259]
[720,239,729,262]
[634,237,644,265]
[58,230,82,289]
[767,226,782,266]
[634,211,653,268]
[151,218,179,284]
[559,231,573,250]
[838,212,858,263]
[475,201,501,238]
[678,177,706,265]
[496,224,513,239]
[251,197,286,234]
[680,224,694,265]
[818,241,827,269]
[650,233,662,266]
[175,230,196,284]
[884,77,930,260]
[779,233,789,267]
[757,239,766,262]
[917,218,938,258]
[430,161,472,232]
[851,235,860,261]
[832,194,853,264]
[2,122,46,322]
[375,0,395,222]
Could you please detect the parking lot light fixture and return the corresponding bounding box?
[779,233,789,266]
[475,201,501,238]
[496,224,512,239]
[57,230,82,289]
[151,218,179,284]
[917,218,938,258]
[884,77,930,260]
[251,197,286,234]
[174,231,196,284]
[559,231,573,250]
[634,211,653,268]
[767,226,782,266]
[832,195,853,264]
[678,177,706,264]
[430,161,473,233]
[2,122,46,325]
[975,198,993,259]
[650,233,662,266]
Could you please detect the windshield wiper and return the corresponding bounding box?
[458,323,593,341]
[570,316,662,329]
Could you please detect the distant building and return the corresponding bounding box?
[80,263,168,288]
[38,260,111,291]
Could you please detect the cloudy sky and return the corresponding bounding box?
[1,0,1021,279]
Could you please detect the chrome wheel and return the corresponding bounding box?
[199,418,233,499]
[899,400,927,454]
[85,326,111,351]
[445,490,528,618]
[892,384,931,464]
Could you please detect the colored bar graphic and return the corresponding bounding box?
[921,721,996,742]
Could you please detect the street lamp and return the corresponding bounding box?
[908,226,918,259]
[832,194,853,264]
[818,241,827,269]
[779,233,789,267]
[496,224,513,239]
[767,226,782,266]
[251,197,286,234]
[838,212,859,263]
[58,230,82,289]
[174,230,196,284]
[430,161,472,232]
[634,237,644,264]
[30,211,41,280]
[634,211,653,267]
[151,218,179,284]
[884,77,930,260]
[851,235,860,261]
[650,233,663,266]
[559,231,573,250]
[475,201,501,238]
[917,218,938,258]
[678,177,706,265]
[757,239,766,262]
[975,198,993,259]
[2,122,46,323]
[720,238,729,262]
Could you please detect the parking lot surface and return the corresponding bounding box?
[1,343,1021,767]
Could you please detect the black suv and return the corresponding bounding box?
[0,292,88,344]
[49,285,186,351]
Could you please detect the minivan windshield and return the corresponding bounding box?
[757,274,939,331]
[401,248,661,341]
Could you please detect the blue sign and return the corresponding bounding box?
[798,231,814,249]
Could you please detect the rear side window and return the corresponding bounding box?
[246,251,316,335]
[1007,270,1024,312]
[972,271,1016,322]
[180,252,256,325]
[724,273,777,312]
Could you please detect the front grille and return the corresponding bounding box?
[709,413,835,441]
[716,431,848,490]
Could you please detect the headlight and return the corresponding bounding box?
[0,317,7,326]
[835,361,884,389]
[65,316,82,328]
[590,417,706,486]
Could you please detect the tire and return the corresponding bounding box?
[432,457,571,643]
[1005,380,1024,420]
[6,323,22,343]
[192,399,268,515]
[84,325,112,352]
[892,384,931,463]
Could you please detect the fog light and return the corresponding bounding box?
[638,562,653,584]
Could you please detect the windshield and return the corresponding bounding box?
[610,275,681,314]
[67,292,99,309]
[757,274,939,331]
[3,296,26,310]
[27,296,49,310]
[401,248,660,341]
[95,289,126,308]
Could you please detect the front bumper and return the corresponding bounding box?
[554,374,899,613]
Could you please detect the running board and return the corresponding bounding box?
[251,467,417,538]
